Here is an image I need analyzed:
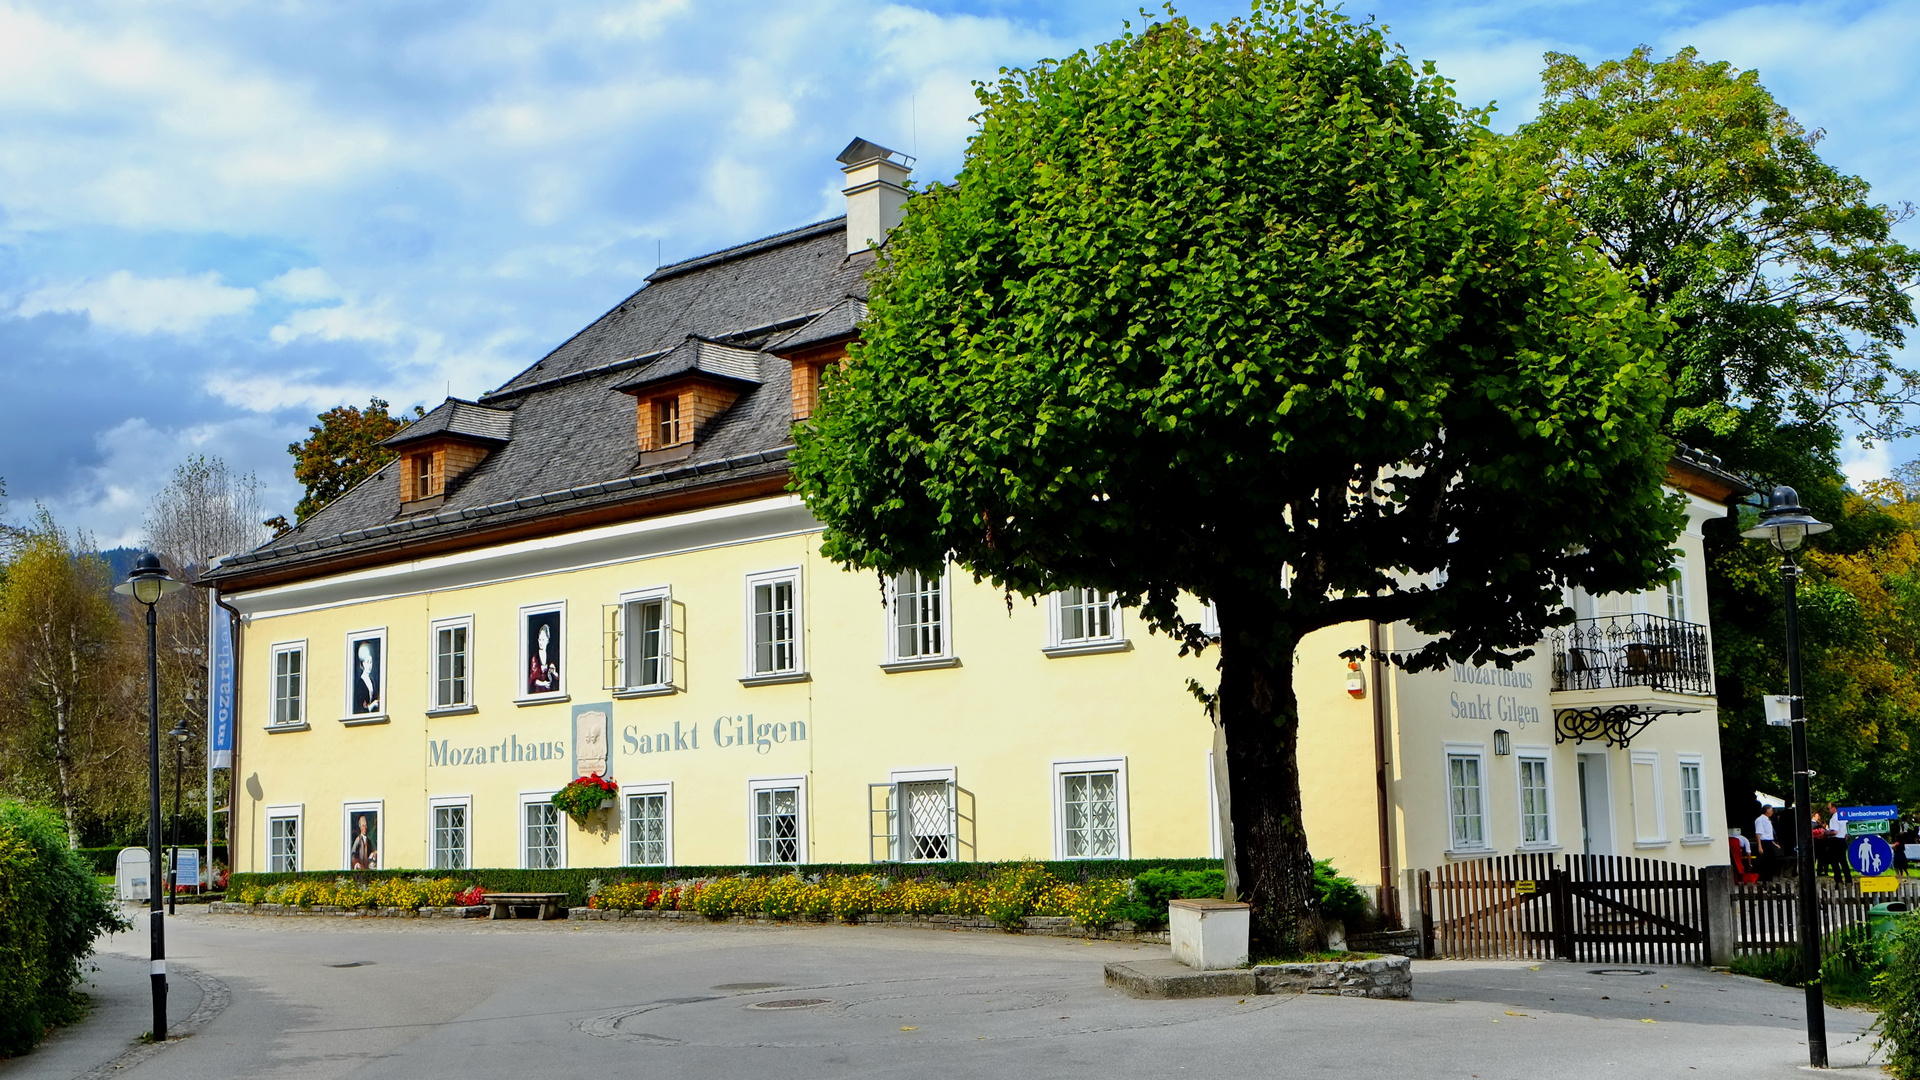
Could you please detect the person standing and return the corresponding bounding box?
[1824,803,1853,883]
[1754,805,1782,881]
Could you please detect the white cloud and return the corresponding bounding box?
[16,271,256,334]
[263,267,344,303]
[268,301,409,346]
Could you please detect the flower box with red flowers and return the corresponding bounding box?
[551,774,619,826]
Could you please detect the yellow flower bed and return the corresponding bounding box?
[233,875,465,910]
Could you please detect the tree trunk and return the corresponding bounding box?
[1216,599,1322,957]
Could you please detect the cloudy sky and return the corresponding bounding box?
[2,0,1916,546]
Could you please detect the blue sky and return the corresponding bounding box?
[2,0,1916,545]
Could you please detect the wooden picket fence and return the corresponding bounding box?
[1734,876,1920,955]
[1426,853,1558,962]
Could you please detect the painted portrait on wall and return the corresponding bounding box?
[573,703,611,779]
[346,806,381,870]
[523,607,563,698]
[346,631,384,716]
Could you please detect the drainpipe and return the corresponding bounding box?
[1368,619,1397,925]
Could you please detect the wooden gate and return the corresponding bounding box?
[1424,854,1707,964]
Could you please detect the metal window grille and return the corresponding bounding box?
[1680,763,1706,837]
[627,793,667,865]
[269,816,298,872]
[524,803,562,869]
[273,648,302,725]
[1448,755,1486,850]
[1519,758,1550,844]
[892,571,944,659]
[434,626,468,708]
[1061,771,1119,858]
[1058,588,1114,644]
[433,805,466,870]
[754,787,799,863]
[752,580,796,674]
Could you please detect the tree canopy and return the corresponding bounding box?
[792,0,1683,952]
[286,397,423,523]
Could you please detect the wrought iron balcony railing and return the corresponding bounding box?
[1549,613,1714,697]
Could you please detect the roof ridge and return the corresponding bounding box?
[646,217,846,283]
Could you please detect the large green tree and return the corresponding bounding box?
[282,397,422,524]
[1512,48,1920,820]
[791,2,1682,953]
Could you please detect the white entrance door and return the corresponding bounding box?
[1577,753,1616,856]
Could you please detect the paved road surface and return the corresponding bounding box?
[0,906,1886,1079]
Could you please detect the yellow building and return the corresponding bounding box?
[209,139,1743,903]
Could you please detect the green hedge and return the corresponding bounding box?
[0,802,129,1057]
[73,845,229,877]
[1878,913,1920,1079]
[228,857,1221,909]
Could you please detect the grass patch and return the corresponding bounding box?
[1729,924,1885,1009]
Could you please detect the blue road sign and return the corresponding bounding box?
[1848,834,1895,877]
[1837,805,1899,823]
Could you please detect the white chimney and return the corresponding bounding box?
[838,137,913,255]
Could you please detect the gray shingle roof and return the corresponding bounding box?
[769,297,866,353]
[381,399,515,448]
[209,217,867,583]
[612,337,765,393]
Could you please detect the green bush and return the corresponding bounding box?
[1314,860,1369,928]
[228,857,1218,910]
[1114,868,1227,928]
[1875,913,1920,1078]
[0,801,130,1057]
[1728,924,1887,1008]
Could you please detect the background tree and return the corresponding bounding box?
[1512,48,1920,818]
[792,2,1682,953]
[0,511,143,847]
[140,456,271,852]
[285,397,422,523]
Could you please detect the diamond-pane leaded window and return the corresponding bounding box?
[1061,771,1119,858]
[754,786,799,863]
[899,781,952,861]
[524,802,562,869]
[628,793,667,866]
[433,804,467,870]
[269,815,299,872]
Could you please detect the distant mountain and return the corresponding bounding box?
[99,547,143,584]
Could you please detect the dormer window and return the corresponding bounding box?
[615,336,764,465]
[768,298,864,423]
[652,396,683,448]
[381,398,514,512]
[411,451,442,501]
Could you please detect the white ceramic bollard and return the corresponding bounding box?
[1169,898,1251,970]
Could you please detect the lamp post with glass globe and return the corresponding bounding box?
[114,553,184,1041]
[1741,486,1833,1069]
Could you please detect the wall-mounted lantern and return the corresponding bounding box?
[1345,659,1366,699]
[1493,729,1511,756]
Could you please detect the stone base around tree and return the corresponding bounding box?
[1105,955,1412,1000]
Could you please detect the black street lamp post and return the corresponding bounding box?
[1742,486,1833,1070]
[115,554,184,1042]
[166,720,193,917]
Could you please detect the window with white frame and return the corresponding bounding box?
[615,588,673,691]
[1055,759,1128,859]
[522,793,563,869]
[1665,555,1689,623]
[1517,755,1552,847]
[429,797,470,870]
[1678,757,1708,839]
[1446,746,1490,852]
[271,642,305,726]
[1630,750,1666,844]
[625,784,671,866]
[430,617,472,711]
[748,778,805,864]
[1050,587,1121,650]
[745,570,803,679]
[886,569,951,664]
[267,805,301,872]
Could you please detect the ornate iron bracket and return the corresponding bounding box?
[1554,704,1702,748]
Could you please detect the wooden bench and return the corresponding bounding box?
[482,892,568,921]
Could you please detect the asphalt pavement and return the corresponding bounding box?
[0,905,1887,1080]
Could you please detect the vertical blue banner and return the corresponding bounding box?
[209,601,235,769]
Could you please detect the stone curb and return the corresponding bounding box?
[564,906,1172,943]
[1105,955,1413,1000]
[207,902,488,919]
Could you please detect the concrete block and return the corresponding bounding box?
[1105,960,1256,999]
[1169,898,1250,970]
